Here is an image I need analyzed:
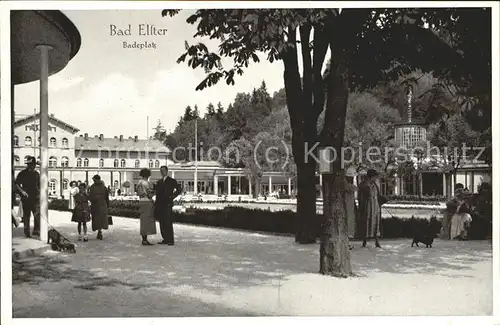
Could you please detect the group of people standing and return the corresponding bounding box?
[15,156,182,247]
[68,174,110,241]
[135,165,182,245]
[344,166,479,246]
[443,183,474,240]
[66,165,182,246]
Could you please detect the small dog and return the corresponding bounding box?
[412,216,442,248]
[411,224,437,248]
[47,228,61,245]
[48,228,76,253]
[411,233,434,248]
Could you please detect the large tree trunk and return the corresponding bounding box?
[319,39,353,276]
[320,172,352,276]
[295,160,318,243]
[281,25,320,245]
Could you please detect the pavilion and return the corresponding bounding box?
[11,10,81,242]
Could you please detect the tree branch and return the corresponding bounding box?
[282,26,305,155]
[311,26,329,140]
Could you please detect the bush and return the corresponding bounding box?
[49,199,141,218]
[49,199,70,211]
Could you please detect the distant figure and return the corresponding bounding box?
[455,183,465,197]
[68,181,79,211]
[136,168,157,245]
[358,169,387,248]
[154,166,182,245]
[71,183,91,242]
[15,156,40,238]
[88,175,109,240]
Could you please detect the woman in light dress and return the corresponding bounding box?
[68,181,79,211]
[136,168,157,245]
[450,203,472,240]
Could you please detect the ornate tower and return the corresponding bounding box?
[394,84,427,149]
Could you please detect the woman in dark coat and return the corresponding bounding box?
[88,174,109,240]
[358,169,385,248]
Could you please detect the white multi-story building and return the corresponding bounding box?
[13,113,172,198]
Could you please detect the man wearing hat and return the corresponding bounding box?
[15,156,41,237]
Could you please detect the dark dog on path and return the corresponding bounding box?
[48,228,76,253]
[411,217,441,248]
[411,232,435,248]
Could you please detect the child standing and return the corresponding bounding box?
[72,183,91,241]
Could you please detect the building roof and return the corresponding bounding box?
[179,160,223,168]
[14,113,80,133]
[75,135,171,153]
[11,10,81,85]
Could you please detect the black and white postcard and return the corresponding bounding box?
[1,1,498,324]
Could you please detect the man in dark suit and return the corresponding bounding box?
[154,165,182,245]
[15,156,41,238]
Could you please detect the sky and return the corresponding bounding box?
[14,10,286,138]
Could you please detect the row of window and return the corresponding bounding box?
[76,158,161,168]
[13,136,69,148]
[14,155,162,168]
[48,178,67,192]
[14,155,69,167]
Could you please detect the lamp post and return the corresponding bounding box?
[38,44,53,243]
[194,118,198,194]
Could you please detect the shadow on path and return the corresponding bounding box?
[13,215,492,303]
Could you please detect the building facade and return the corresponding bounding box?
[13,114,172,198]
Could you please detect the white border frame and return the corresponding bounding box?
[1,2,498,325]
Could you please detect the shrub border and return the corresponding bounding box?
[48,198,444,239]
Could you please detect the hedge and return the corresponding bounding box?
[48,198,490,239]
[49,199,443,239]
[49,198,142,218]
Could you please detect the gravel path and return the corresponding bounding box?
[12,211,492,317]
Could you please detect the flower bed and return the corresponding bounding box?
[390,195,445,202]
